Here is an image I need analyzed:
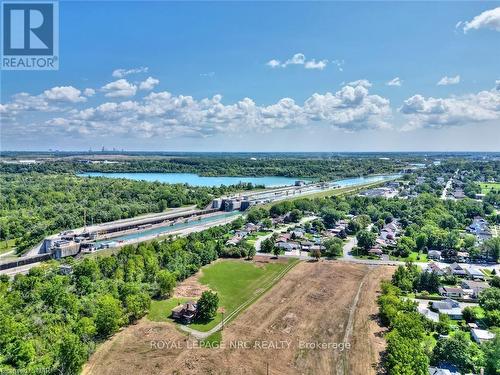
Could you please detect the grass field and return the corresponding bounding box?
[148,258,297,331]
[148,297,190,322]
[390,251,428,262]
[480,182,500,194]
[0,239,17,255]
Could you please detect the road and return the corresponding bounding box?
[441,169,459,200]
[342,236,357,260]
[0,262,42,277]
[441,177,453,200]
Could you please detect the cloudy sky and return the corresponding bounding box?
[1,2,499,151]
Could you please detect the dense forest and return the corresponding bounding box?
[0,173,254,253]
[0,156,406,179]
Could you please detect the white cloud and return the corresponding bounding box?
[266,59,281,68]
[285,53,306,66]
[4,80,392,139]
[139,77,160,91]
[386,77,402,87]
[101,79,137,97]
[437,75,460,86]
[347,79,372,88]
[112,67,149,78]
[399,83,500,129]
[461,7,500,33]
[304,59,328,70]
[83,88,96,97]
[11,79,499,140]
[266,53,329,70]
[43,86,87,102]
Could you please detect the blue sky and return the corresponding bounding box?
[1,1,499,151]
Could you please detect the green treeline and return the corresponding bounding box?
[0,173,250,253]
[0,156,404,179]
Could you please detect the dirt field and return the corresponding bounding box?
[83,261,394,375]
[173,270,209,299]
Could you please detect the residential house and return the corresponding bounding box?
[171,301,198,323]
[418,306,439,323]
[309,244,325,253]
[471,328,495,344]
[416,176,426,185]
[431,299,462,319]
[368,247,383,257]
[461,280,489,298]
[465,267,485,281]
[446,263,467,277]
[276,241,300,251]
[426,262,445,276]
[226,230,247,246]
[300,241,313,251]
[428,367,460,375]
[244,223,260,233]
[438,287,465,299]
[452,189,465,199]
[467,216,493,244]
[276,233,291,243]
[291,230,305,239]
[427,250,442,261]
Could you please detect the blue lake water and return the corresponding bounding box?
[78,172,308,187]
[78,172,399,188]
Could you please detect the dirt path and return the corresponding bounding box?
[345,265,394,375]
[83,261,394,375]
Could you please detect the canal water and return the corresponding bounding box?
[95,211,240,246]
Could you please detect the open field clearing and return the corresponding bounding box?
[148,257,297,332]
[83,261,394,375]
[480,182,500,194]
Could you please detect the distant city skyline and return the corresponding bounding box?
[1,2,499,151]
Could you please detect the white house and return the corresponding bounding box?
[471,328,495,344]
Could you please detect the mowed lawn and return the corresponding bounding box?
[148,297,190,323]
[199,259,292,314]
[148,258,296,331]
[480,182,500,194]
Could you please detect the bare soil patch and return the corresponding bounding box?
[173,271,209,299]
[83,261,394,375]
